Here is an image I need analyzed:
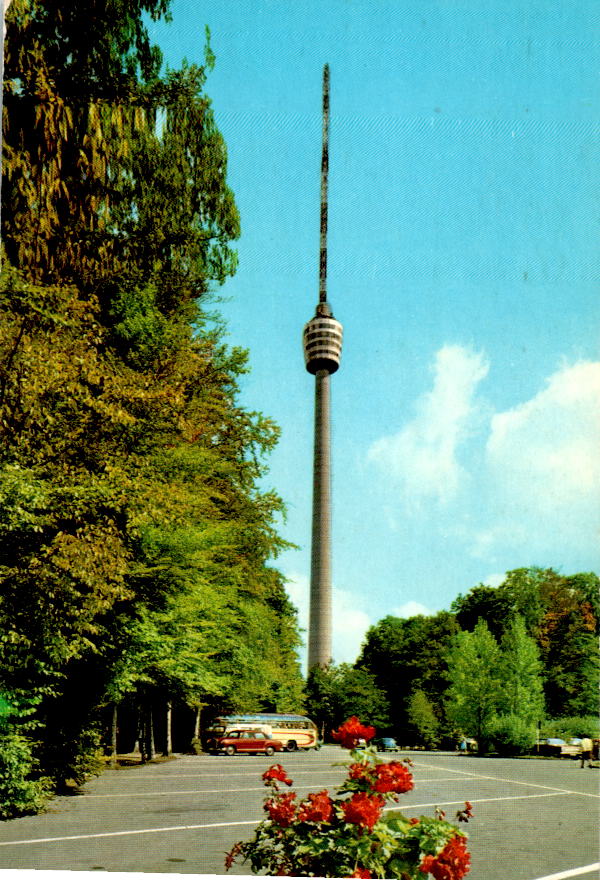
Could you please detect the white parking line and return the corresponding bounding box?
[83,780,346,798]
[413,761,600,799]
[0,790,568,848]
[385,791,564,813]
[82,774,572,800]
[104,766,348,780]
[0,820,259,847]
[528,865,600,880]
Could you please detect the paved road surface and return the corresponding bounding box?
[0,748,597,878]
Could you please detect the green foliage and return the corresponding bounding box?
[407,690,440,748]
[3,0,239,298]
[445,621,502,750]
[37,716,104,791]
[450,568,599,719]
[0,0,303,798]
[357,612,459,739]
[0,732,51,819]
[486,715,537,756]
[305,664,390,738]
[497,617,545,725]
[356,569,596,751]
[541,716,600,740]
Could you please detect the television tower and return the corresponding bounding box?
[302,64,343,669]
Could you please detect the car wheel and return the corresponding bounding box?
[225,745,236,756]
[286,741,297,752]
[265,746,275,756]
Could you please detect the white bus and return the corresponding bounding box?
[205,713,319,751]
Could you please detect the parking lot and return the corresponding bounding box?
[0,747,597,878]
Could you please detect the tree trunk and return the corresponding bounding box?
[110,703,118,767]
[190,705,203,753]
[133,709,143,761]
[147,706,155,761]
[163,701,172,756]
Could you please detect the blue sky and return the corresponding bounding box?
[150,1,599,669]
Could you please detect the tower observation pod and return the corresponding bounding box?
[302,303,343,375]
[303,64,343,670]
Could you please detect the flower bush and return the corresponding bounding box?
[226,717,472,878]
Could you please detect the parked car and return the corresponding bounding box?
[208,729,284,756]
[373,737,400,752]
[563,737,582,758]
[540,737,566,757]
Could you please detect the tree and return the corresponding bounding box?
[538,573,599,717]
[497,616,545,725]
[445,621,502,751]
[450,586,511,641]
[407,690,439,748]
[3,0,239,298]
[305,664,389,739]
[1,0,304,798]
[451,568,599,719]
[357,612,459,739]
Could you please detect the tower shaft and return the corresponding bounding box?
[308,370,332,669]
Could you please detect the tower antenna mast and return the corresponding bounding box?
[319,63,330,304]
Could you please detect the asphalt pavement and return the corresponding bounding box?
[0,747,597,879]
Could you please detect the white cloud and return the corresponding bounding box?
[366,348,599,570]
[487,360,600,498]
[482,360,600,554]
[482,572,507,588]
[332,590,371,664]
[284,571,371,670]
[368,345,489,505]
[392,600,436,618]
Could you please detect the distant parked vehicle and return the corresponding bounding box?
[373,737,400,752]
[540,737,567,757]
[208,729,284,756]
[204,713,319,751]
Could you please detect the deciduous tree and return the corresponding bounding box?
[445,621,502,750]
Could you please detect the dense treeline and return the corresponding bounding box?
[0,0,304,815]
[306,568,599,753]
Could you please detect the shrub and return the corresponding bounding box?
[541,716,600,740]
[37,721,104,791]
[487,715,537,756]
[0,733,51,819]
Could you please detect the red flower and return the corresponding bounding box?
[348,868,372,878]
[262,764,293,787]
[332,716,376,749]
[409,817,420,826]
[297,790,333,823]
[224,842,241,870]
[348,762,371,781]
[457,801,473,823]
[341,791,385,831]
[265,792,297,828]
[420,835,471,880]
[372,761,414,795]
